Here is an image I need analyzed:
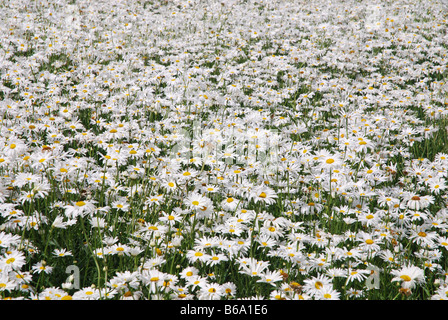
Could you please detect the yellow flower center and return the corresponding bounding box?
[400,275,412,281]
[418,231,427,237]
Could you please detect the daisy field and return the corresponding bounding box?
[0,0,448,300]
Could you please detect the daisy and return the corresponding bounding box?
[184,192,208,211]
[215,221,245,236]
[111,199,130,212]
[357,210,383,227]
[201,184,220,194]
[302,274,333,297]
[53,248,73,257]
[431,286,448,300]
[179,168,199,181]
[221,282,237,297]
[0,273,17,292]
[406,194,431,211]
[340,247,362,260]
[377,194,401,208]
[159,210,182,225]
[426,177,446,194]
[221,196,240,211]
[345,268,370,284]
[270,290,288,300]
[409,226,439,248]
[316,284,341,300]
[145,194,165,207]
[193,236,218,250]
[195,197,214,219]
[3,137,27,158]
[9,270,33,290]
[161,274,179,292]
[380,249,398,265]
[171,286,194,300]
[180,266,200,280]
[141,257,165,271]
[409,210,429,223]
[437,236,448,250]
[141,269,167,293]
[12,172,40,188]
[32,261,54,274]
[0,250,26,272]
[260,220,285,240]
[186,275,209,289]
[391,265,425,289]
[357,231,382,254]
[238,257,270,278]
[72,286,101,300]
[318,151,343,171]
[90,216,106,228]
[0,231,21,249]
[250,185,278,205]
[30,151,55,169]
[257,270,284,286]
[255,234,278,249]
[139,222,169,237]
[52,215,73,229]
[301,201,324,215]
[31,181,51,199]
[224,238,250,256]
[64,199,97,218]
[198,282,224,300]
[326,268,347,279]
[346,288,365,299]
[162,178,178,192]
[38,287,73,300]
[186,249,210,264]
[110,243,132,256]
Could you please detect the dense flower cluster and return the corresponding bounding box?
[0,0,448,300]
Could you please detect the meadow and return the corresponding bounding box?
[0,0,448,300]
